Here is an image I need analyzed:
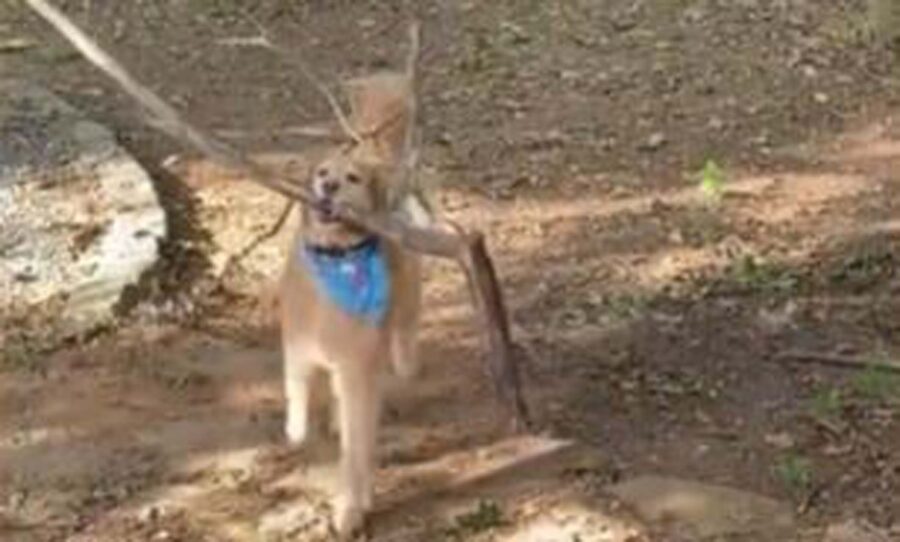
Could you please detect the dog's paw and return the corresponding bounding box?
[333,499,367,541]
[284,416,308,446]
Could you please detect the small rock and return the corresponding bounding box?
[0,81,165,339]
[764,432,795,450]
[639,132,667,151]
[752,133,770,147]
[139,505,162,523]
[0,38,35,53]
[814,92,829,104]
[611,18,638,32]
[113,19,127,41]
[598,137,616,151]
[707,116,726,131]
[161,154,182,170]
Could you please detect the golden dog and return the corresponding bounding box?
[279,74,425,538]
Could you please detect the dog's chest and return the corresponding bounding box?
[298,239,391,325]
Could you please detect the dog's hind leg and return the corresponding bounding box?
[390,324,420,381]
[389,254,422,381]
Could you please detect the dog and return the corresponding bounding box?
[278,73,427,539]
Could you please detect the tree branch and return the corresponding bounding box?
[25,0,529,430]
[776,350,900,374]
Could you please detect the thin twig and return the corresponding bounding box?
[803,413,846,438]
[401,21,422,195]
[224,200,295,273]
[396,20,433,218]
[777,350,900,373]
[796,481,825,516]
[403,20,420,161]
[216,124,345,142]
[220,19,411,146]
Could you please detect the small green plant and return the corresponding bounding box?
[774,453,813,493]
[445,500,505,539]
[733,254,765,286]
[810,386,843,419]
[697,159,726,202]
[605,293,650,321]
[1,340,33,371]
[852,359,900,401]
[829,249,894,287]
[729,254,799,294]
[0,335,47,375]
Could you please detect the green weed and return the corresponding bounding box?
[729,255,800,294]
[810,386,843,419]
[445,500,505,539]
[697,159,726,202]
[774,453,813,493]
[829,249,894,288]
[852,358,900,402]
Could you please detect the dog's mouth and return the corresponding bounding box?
[314,198,339,223]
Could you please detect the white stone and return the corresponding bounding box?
[0,80,166,337]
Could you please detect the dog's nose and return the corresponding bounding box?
[321,179,340,195]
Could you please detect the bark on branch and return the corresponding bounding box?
[25,0,529,430]
[776,350,900,374]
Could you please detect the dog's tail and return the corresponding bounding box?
[344,73,411,165]
[344,73,438,223]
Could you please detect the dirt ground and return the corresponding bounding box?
[1,1,899,541]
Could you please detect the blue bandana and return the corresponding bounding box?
[300,238,390,325]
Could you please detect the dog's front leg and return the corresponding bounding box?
[283,340,315,445]
[332,363,381,539]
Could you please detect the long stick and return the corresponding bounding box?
[25,0,528,428]
[776,350,900,374]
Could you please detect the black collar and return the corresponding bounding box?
[304,236,379,258]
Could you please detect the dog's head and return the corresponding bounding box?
[302,147,391,247]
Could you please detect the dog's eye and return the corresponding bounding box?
[317,167,329,178]
[346,173,361,185]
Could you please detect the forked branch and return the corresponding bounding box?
[25,0,529,430]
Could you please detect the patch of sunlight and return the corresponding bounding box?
[498,500,641,542]
[443,170,876,282]
[123,443,335,542]
[173,444,266,478]
[637,246,727,287]
[219,380,282,410]
[865,219,900,234]
[378,435,575,503]
[829,120,900,162]
[841,138,900,161]
[421,299,472,327]
[730,173,871,226]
